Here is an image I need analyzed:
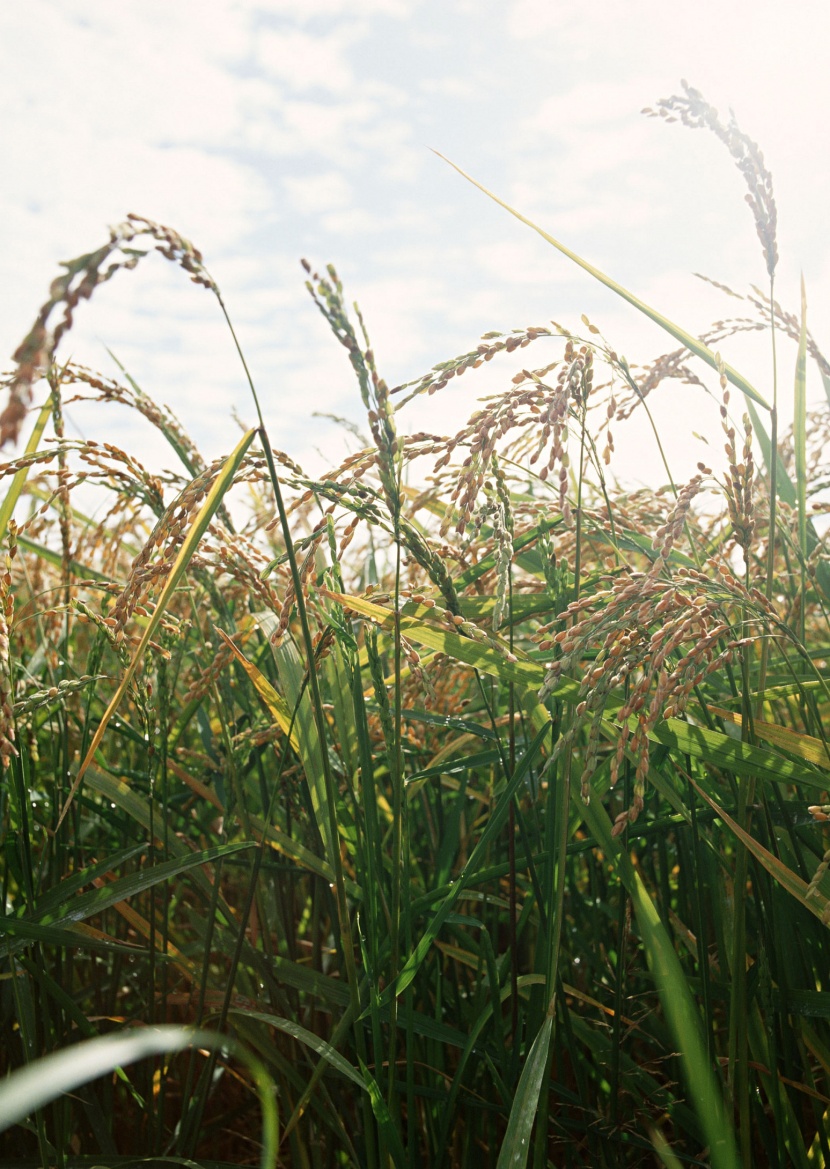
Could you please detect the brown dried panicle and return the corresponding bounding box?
[536,488,770,834]
[399,631,437,703]
[284,476,391,549]
[434,337,596,538]
[804,821,830,922]
[804,517,830,605]
[285,450,378,521]
[62,363,207,477]
[472,456,514,633]
[390,324,558,407]
[291,466,465,616]
[614,277,830,422]
[716,353,755,561]
[197,523,284,617]
[613,347,706,421]
[13,675,105,720]
[108,452,257,636]
[3,214,218,447]
[644,81,778,278]
[304,262,401,521]
[649,473,705,576]
[809,863,830,923]
[701,278,830,383]
[47,374,73,588]
[69,438,167,516]
[183,638,237,706]
[269,518,329,648]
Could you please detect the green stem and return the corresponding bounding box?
[627,367,706,571]
[388,508,405,1127]
[729,276,778,1169]
[544,400,587,995]
[217,295,368,1113]
[508,564,518,1042]
[727,587,755,1167]
[758,275,779,703]
[534,395,589,1165]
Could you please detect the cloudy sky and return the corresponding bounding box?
[2,0,828,490]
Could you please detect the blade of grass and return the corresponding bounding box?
[0,918,151,959]
[16,533,112,583]
[377,722,548,1006]
[433,150,769,411]
[690,777,830,923]
[359,1058,407,1169]
[0,1026,278,1169]
[230,1008,365,1089]
[495,1015,553,1169]
[575,774,740,1169]
[58,428,256,826]
[0,397,52,542]
[743,398,830,603]
[33,842,254,927]
[216,284,376,1161]
[794,275,808,643]
[266,628,336,864]
[215,626,300,750]
[707,706,830,768]
[329,589,829,787]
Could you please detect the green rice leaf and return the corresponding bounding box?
[0,917,150,959]
[36,842,255,925]
[359,1058,407,1168]
[230,1009,364,1088]
[376,722,549,1006]
[576,782,740,1169]
[629,868,739,1169]
[0,398,52,543]
[61,427,256,824]
[15,533,113,583]
[434,151,769,411]
[746,392,830,601]
[708,706,830,768]
[250,813,361,896]
[691,777,830,923]
[794,276,808,562]
[262,621,337,864]
[649,716,828,788]
[215,625,299,750]
[0,843,255,961]
[745,398,796,506]
[495,1015,552,1169]
[0,1026,278,1169]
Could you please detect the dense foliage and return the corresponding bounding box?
[1,84,830,1168]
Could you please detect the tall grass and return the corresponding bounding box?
[1,84,829,1168]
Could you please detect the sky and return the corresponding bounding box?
[1,0,828,494]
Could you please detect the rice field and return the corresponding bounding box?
[1,82,829,1169]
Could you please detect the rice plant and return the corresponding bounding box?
[1,83,829,1169]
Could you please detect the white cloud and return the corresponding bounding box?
[2,0,828,493]
[257,27,358,93]
[473,237,576,287]
[0,1,270,320]
[255,93,418,177]
[1,2,250,143]
[524,80,654,134]
[419,77,478,99]
[321,207,382,235]
[262,0,411,17]
[284,171,354,215]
